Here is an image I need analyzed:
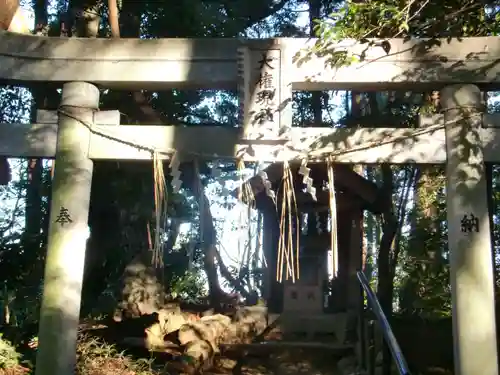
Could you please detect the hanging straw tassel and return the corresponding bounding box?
[276,161,300,283]
[236,159,255,278]
[327,157,338,278]
[147,222,153,251]
[238,159,254,204]
[152,150,168,269]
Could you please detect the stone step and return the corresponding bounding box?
[223,341,355,351]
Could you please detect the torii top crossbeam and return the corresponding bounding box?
[2,31,500,90]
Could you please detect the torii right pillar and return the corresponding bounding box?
[442,84,498,375]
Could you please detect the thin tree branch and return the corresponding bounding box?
[108,0,120,37]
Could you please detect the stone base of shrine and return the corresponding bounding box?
[270,311,355,345]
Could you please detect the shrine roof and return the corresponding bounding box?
[231,162,385,214]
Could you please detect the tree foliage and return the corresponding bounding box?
[308,0,500,318]
[1,1,500,369]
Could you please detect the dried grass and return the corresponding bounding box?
[277,161,300,283]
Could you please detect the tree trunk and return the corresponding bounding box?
[376,165,396,312]
[377,163,397,375]
[23,0,48,258]
[399,168,421,313]
[308,0,322,128]
[182,162,225,305]
[364,166,376,280]
[401,165,445,314]
[0,0,30,33]
[181,161,251,305]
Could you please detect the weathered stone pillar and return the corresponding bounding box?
[441,84,498,375]
[35,82,97,375]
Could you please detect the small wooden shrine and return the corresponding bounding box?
[235,162,385,341]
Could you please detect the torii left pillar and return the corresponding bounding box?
[35,82,97,375]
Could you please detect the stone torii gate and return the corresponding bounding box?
[1,30,500,375]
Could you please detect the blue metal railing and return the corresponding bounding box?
[357,271,411,375]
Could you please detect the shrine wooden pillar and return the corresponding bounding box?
[347,208,363,310]
[442,84,498,375]
[35,82,96,375]
[261,196,283,312]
